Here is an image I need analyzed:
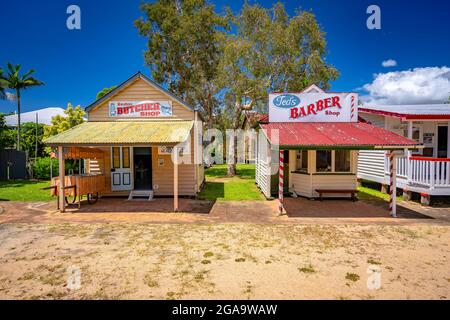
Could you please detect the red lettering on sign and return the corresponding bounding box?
[290,108,299,119]
[332,96,341,108]
[307,104,317,115]
[299,107,307,117]
[324,98,331,109]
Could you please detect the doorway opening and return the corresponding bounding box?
[437,126,448,158]
[134,147,152,190]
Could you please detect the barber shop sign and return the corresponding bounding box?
[269,92,358,122]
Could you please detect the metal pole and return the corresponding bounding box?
[278,149,284,215]
[35,112,38,160]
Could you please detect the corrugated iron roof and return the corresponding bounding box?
[359,104,450,120]
[261,122,419,149]
[44,121,193,146]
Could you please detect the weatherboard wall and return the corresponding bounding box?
[88,77,194,122]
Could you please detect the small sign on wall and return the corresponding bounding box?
[423,133,434,144]
[158,158,165,167]
[158,146,173,155]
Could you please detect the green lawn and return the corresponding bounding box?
[0,180,52,202]
[358,179,403,202]
[198,164,264,201]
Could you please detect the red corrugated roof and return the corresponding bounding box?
[261,122,419,149]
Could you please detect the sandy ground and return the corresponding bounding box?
[0,221,449,300]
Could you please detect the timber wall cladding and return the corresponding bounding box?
[88,78,194,121]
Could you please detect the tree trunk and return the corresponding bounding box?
[227,102,241,177]
[227,163,236,176]
[16,90,21,151]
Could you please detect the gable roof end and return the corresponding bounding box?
[84,72,194,112]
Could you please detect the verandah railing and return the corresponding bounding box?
[385,155,450,188]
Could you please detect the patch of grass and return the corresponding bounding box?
[235,257,246,262]
[199,178,263,201]
[198,164,264,201]
[144,274,159,288]
[345,273,360,282]
[367,258,382,265]
[393,227,420,239]
[0,180,52,201]
[358,185,402,202]
[201,259,211,264]
[298,265,316,274]
[205,164,255,179]
[203,252,214,258]
[18,272,35,281]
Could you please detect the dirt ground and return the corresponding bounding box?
[0,198,449,300]
[0,221,449,299]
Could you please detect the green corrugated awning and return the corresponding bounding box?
[44,121,194,146]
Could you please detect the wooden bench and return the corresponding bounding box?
[315,189,359,202]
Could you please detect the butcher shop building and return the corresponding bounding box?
[45,72,204,212]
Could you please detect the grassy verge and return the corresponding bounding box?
[198,164,264,201]
[358,185,402,202]
[0,180,52,202]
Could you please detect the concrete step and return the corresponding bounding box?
[128,190,154,201]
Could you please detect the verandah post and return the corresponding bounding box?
[173,146,179,212]
[389,151,397,217]
[58,146,65,213]
[278,149,284,215]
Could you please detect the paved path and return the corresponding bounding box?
[1,197,450,225]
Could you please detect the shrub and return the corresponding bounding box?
[32,157,78,180]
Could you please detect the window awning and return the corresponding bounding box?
[260,122,420,150]
[44,121,194,146]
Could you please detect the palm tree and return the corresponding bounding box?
[0,63,44,150]
[0,68,6,100]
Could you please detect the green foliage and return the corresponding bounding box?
[0,113,16,150]
[96,85,118,100]
[217,2,339,127]
[0,68,5,100]
[0,63,44,151]
[18,122,47,158]
[32,157,78,180]
[44,103,85,138]
[135,0,229,127]
[32,157,59,180]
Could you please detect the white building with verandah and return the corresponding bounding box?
[358,104,450,204]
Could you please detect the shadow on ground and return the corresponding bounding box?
[66,197,215,214]
[283,197,432,219]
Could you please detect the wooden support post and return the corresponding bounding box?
[58,146,65,213]
[278,149,284,215]
[406,121,413,183]
[173,146,179,212]
[389,152,397,217]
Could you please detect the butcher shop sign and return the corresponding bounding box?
[269,91,358,123]
[109,101,172,118]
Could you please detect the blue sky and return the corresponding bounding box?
[1,0,449,113]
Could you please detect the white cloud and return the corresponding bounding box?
[382,59,397,67]
[361,67,450,105]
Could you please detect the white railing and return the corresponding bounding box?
[386,155,450,188]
